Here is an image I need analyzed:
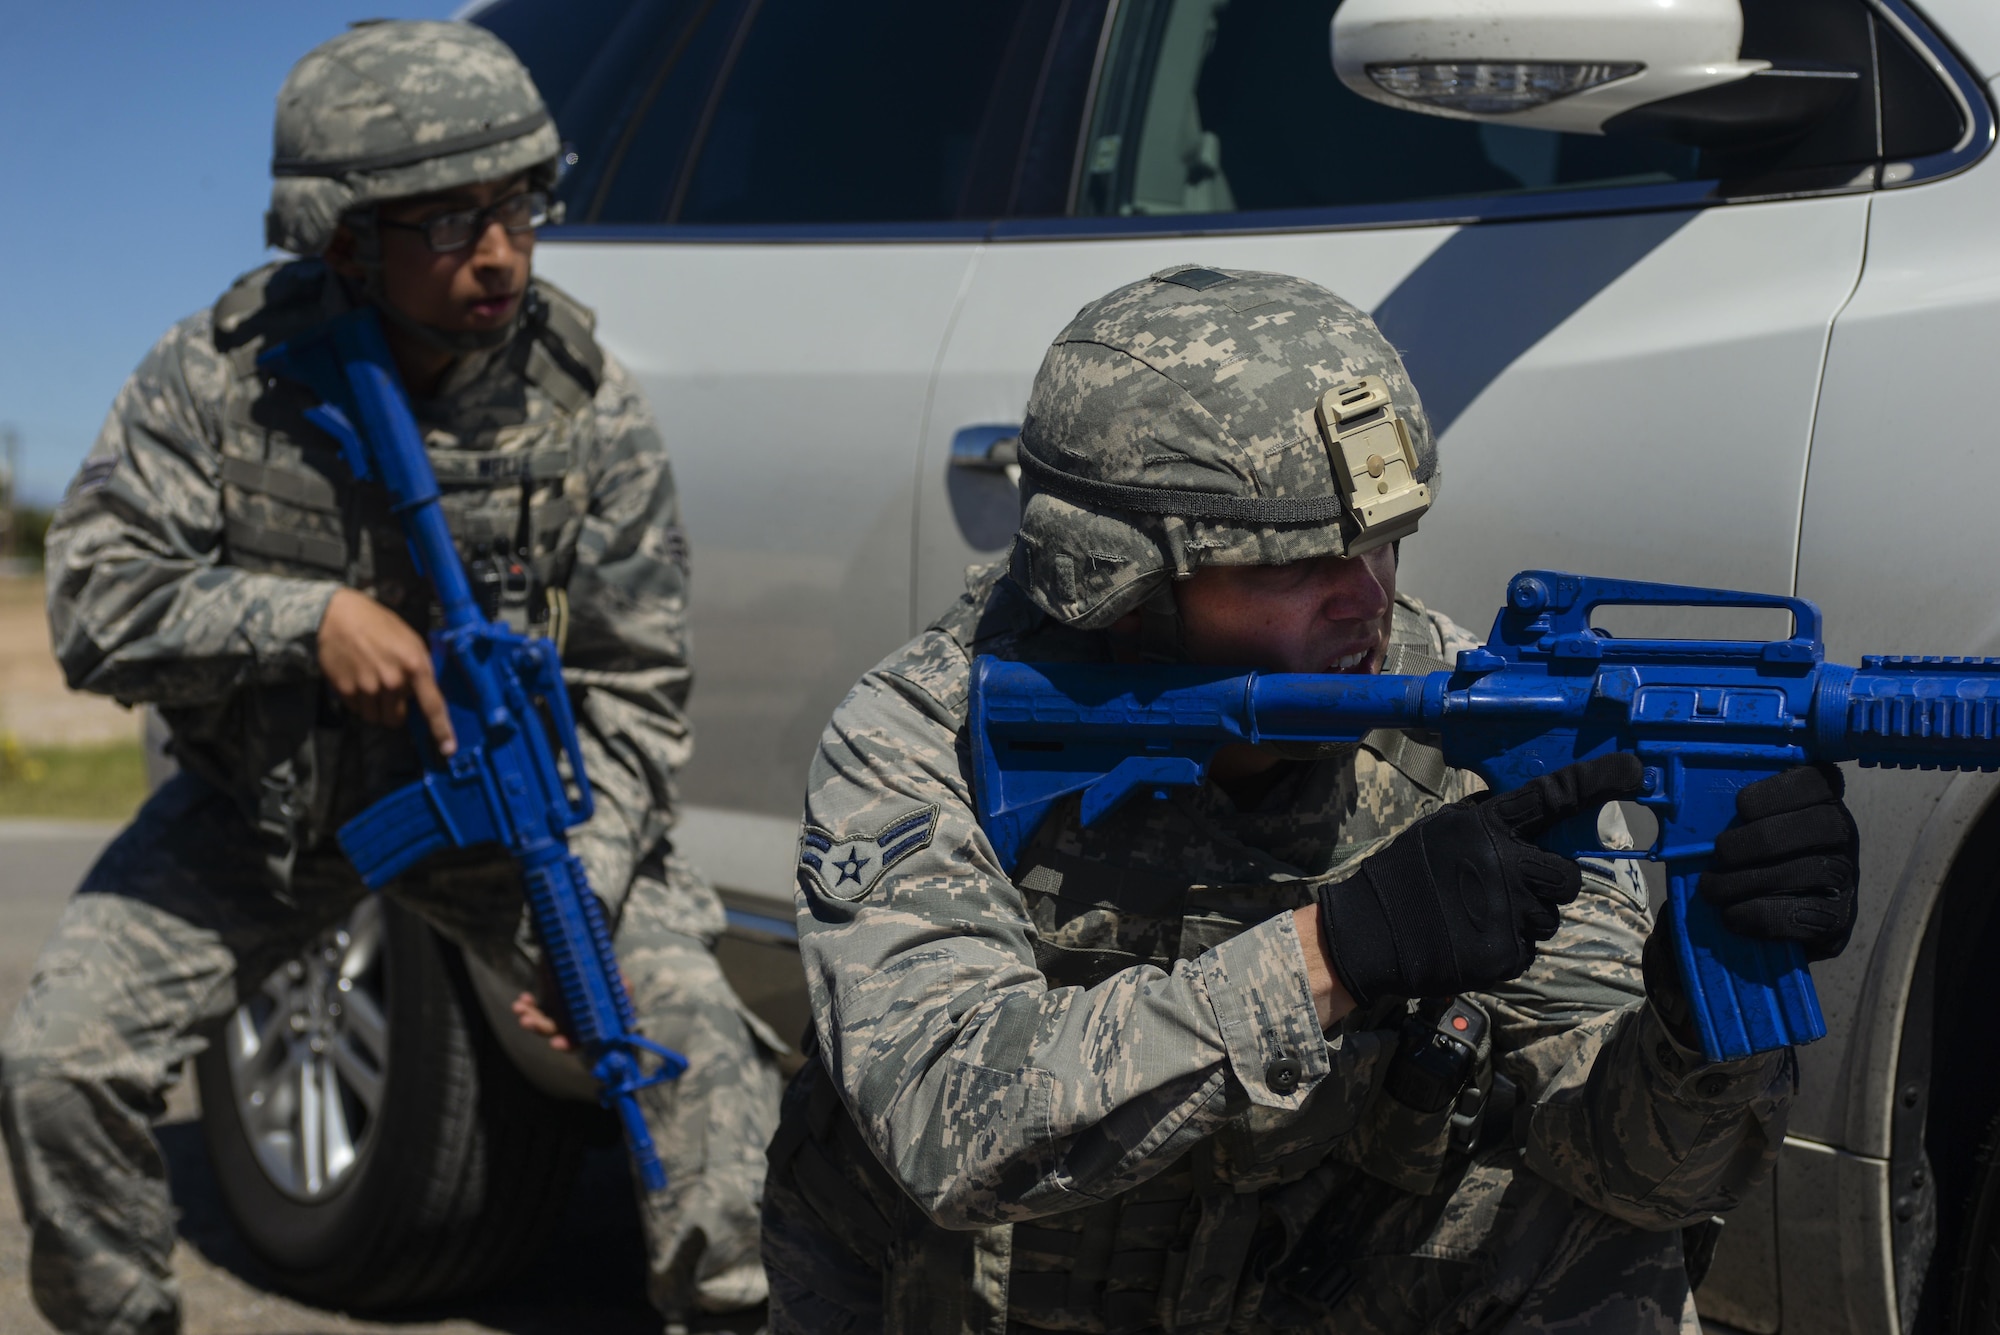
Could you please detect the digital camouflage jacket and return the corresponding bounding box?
[776,567,1795,1332]
[44,259,691,897]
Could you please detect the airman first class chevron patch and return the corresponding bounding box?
[797,805,941,903]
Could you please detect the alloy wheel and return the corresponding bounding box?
[219,898,391,1200]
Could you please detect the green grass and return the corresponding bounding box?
[0,737,149,822]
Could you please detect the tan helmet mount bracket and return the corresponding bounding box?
[1315,375,1432,555]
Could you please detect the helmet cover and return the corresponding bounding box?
[265,20,559,255]
[1011,265,1438,629]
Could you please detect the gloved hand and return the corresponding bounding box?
[1697,762,1859,961]
[1317,754,1644,1004]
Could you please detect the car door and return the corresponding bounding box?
[1780,6,1998,1328]
[911,4,1976,1329]
[915,0,1887,647]
[475,0,1064,907]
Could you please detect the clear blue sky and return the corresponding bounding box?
[0,1,463,505]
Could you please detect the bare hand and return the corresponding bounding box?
[511,990,573,1052]
[317,588,456,754]
[1293,905,1359,1032]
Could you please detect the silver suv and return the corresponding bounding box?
[195,2,2000,1330]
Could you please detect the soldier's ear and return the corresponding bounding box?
[324,225,364,279]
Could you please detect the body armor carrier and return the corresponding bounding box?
[160,259,606,869]
[777,572,1501,1333]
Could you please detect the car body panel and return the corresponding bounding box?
[489,7,2000,1330]
[532,242,979,837]
[1913,0,2000,80]
[921,196,1868,647]
[666,802,800,916]
[1778,1135,1901,1333]
[1793,98,2000,1160]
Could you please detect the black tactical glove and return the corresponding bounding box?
[1317,754,1644,1005]
[1697,762,1859,962]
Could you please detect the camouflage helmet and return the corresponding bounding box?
[1010,265,1438,631]
[265,20,560,256]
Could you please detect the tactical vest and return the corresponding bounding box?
[160,259,607,860]
[779,577,1495,1334]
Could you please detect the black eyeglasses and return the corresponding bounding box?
[377,190,550,253]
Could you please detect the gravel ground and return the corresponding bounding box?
[0,577,138,747]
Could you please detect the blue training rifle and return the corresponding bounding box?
[261,308,686,1191]
[970,569,2000,1061]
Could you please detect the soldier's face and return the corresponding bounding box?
[1176,546,1398,675]
[370,174,535,335]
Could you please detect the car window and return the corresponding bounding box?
[673,0,1053,224]
[474,0,744,225]
[572,1,754,224]
[1077,0,1704,217]
[469,0,636,117]
[1073,0,1907,219]
[1876,10,1967,162]
[1007,0,1117,217]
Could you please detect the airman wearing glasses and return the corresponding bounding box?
[0,21,780,1335]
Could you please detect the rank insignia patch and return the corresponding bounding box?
[70,459,117,496]
[798,805,941,903]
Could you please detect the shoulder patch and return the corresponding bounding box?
[798,805,941,903]
[68,458,118,497]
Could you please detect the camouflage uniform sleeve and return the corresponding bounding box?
[45,312,342,708]
[561,349,693,902]
[1471,842,1796,1231]
[797,632,1338,1230]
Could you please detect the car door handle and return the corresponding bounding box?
[950,425,1021,484]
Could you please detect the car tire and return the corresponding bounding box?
[195,896,590,1308]
[1939,1103,2000,1335]
[1956,1119,2000,1332]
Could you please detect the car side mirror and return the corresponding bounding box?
[1331,0,1862,149]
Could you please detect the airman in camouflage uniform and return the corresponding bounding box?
[0,22,779,1335]
[763,267,1858,1332]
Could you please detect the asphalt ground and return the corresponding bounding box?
[0,821,672,1335]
